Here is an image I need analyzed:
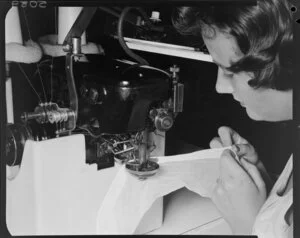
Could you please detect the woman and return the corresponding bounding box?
[172,0,294,237]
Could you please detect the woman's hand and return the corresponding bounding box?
[211,149,267,235]
[210,126,273,191]
[210,126,259,165]
[210,126,247,148]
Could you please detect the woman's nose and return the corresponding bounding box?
[215,68,234,94]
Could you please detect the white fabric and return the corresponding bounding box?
[6,40,42,63]
[96,147,230,235]
[38,34,104,57]
[252,156,293,238]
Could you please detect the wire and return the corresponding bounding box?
[50,7,58,102]
[140,65,171,77]
[54,6,58,44]
[37,59,52,67]
[117,7,149,65]
[22,8,47,102]
[36,66,47,102]
[17,63,43,104]
[50,58,54,102]
[78,126,102,138]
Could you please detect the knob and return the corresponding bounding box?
[170,65,180,73]
[154,112,174,131]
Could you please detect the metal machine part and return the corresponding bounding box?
[124,64,183,179]
[21,102,76,135]
[125,129,159,180]
[149,104,174,132]
[62,7,97,52]
[101,133,136,163]
[170,65,184,114]
[86,131,140,170]
[6,123,33,167]
[126,160,159,180]
[5,8,91,168]
[75,56,172,135]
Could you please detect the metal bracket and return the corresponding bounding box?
[62,7,97,52]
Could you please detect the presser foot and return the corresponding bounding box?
[125,160,159,180]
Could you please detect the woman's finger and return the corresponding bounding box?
[218,127,234,146]
[231,144,258,165]
[210,137,223,148]
[220,149,245,177]
[218,126,248,146]
[240,158,266,191]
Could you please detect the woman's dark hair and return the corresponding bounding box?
[172,0,294,90]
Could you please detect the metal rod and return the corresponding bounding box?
[138,129,149,165]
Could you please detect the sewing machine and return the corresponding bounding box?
[2,1,236,235]
[5,5,185,176]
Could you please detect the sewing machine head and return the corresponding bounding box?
[5,6,184,179]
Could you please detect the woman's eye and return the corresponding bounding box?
[217,66,235,78]
[222,70,234,78]
[224,72,234,78]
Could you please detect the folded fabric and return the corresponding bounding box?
[6,40,43,63]
[96,147,229,235]
[38,34,105,57]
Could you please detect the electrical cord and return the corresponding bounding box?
[117,7,150,65]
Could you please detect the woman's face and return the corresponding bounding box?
[202,28,292,122]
